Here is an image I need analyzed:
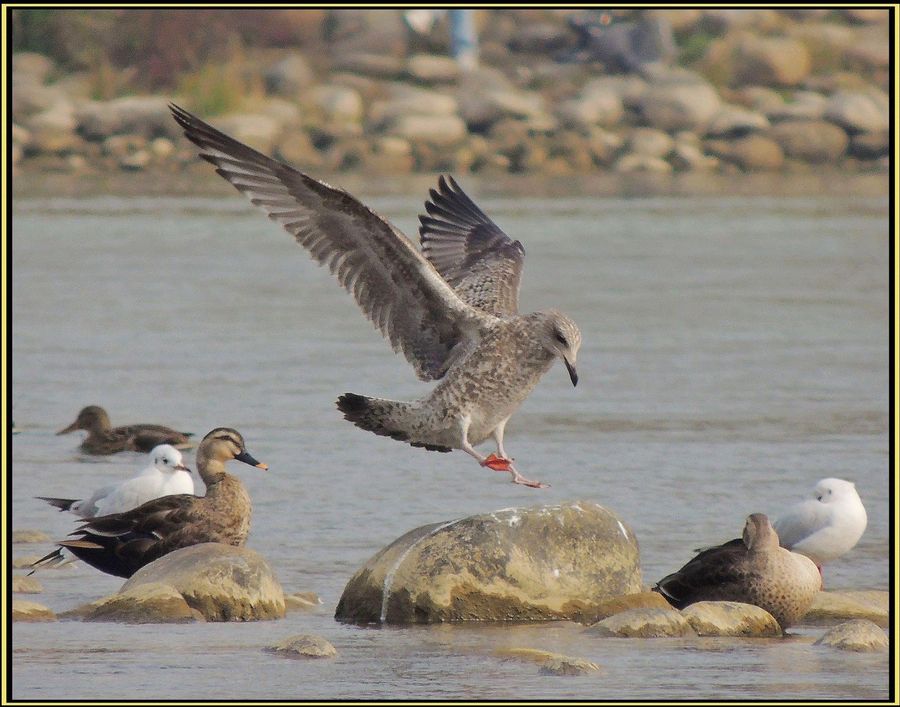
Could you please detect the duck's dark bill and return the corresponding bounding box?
[235,451,268,470]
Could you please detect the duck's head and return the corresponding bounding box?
[743,513,778,551]
[57,405,110,435]
[198,427,268,470]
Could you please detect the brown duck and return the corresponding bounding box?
[34,428,267,578]
[58,405,193,455]
[653,513,822,630]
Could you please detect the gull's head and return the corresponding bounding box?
[151,444,191,475]
[541,310,582,387]
[814,477,858,504]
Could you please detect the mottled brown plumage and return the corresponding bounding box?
[35,428,267,578]
[654,514,822,630]
[57,405,192,455]
[170,104,581,488]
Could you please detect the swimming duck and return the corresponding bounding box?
[653,513,821,630]
[57,405,193,455]
[37,444,194,518]
[32,428,267,578]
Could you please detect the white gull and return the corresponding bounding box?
[773,477,867,568]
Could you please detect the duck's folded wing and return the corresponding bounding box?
[655,541,747,607]
[170,104,491,381]
[418,175,524,318]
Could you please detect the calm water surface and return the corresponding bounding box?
[11,174,889,700]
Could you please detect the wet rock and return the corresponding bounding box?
[14,555,43,569]
[814,619,888,652]
[575,590,673,625]
[706,105,769,138]
[13,599,56,622]
[275,131,321,168]
[496,648,601,675]
[824,91,889,134]
[637,76,721,132]
[586,127,625,166]
[589,607,694,638]
[73,582,202,623]
[407,54,460,84]
[13,575,43,594]
[769,120,848,163]
[804,590,888,627]
[706,134,784,171]
[265,634,337,658]
[336,501,642,624]
[367,85,459,129]
[681,601,781,636]
[540,656,602,676]
[285,591,323,612]
[264,54,315,97]
[122,543,285,622]
[458,68,554,131]
[12,529,52,544]
[731,86,784,114]
[733,36,811,87]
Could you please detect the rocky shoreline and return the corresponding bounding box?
[12,9,889,179]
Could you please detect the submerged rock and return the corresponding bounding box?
[13,599,56,622]
[681,601,781,637]
[814,619,888,652]
[496,648,601,676]
[12,529,52,544]
[336,501,641,624]
[588,607,694,638]
[265,634,338,658]
[575,590,673,625]
[12,575,43,594]
[121,543,285,622]
[285,591,323,612]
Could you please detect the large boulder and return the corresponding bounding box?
[121,543,285,622]
[336,501,641,624]
[70,582,202,624]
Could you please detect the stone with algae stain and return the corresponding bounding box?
[335,500,641,624]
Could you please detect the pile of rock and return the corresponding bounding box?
[11,9,889,177]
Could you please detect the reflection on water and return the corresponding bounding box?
[10,175,889,699]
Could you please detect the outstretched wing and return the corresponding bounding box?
[418,175,525,318]
[170,104,491,381]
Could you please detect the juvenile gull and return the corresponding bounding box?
[774,477,867,569]
[171,104,582,488]
[654,514,822,630]
[57,405,193,455]
[37,444,194,518]
[31,428,267,578]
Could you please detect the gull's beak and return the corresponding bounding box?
[235,450,268,470]
[175,463,191,472]
[57,421,79,435]
[564,358,578,387]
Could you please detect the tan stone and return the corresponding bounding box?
[496,648,601,675]
[804,590,888,627]
[336,502,642,624]
[285,592,323,611]
[12,530,52,544]
[265,634,337,658]
[815,619,888,652]
[681,601,781,636]
[13,599,55,622]
[12,575,43,594]
[589,607,694,638]
[576,591,672,625]
[705,134,784,171]
[69,582,201,623]
[122,543,285,622]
